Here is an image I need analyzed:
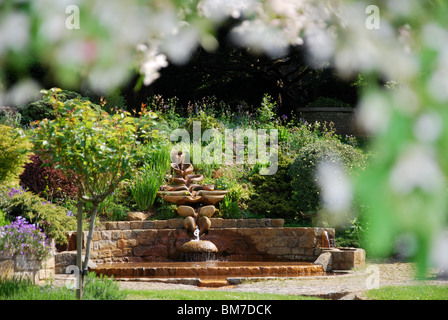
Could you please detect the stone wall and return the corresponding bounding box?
[0,252,55,284]
[297,107,362,137]
[71,218,335,264]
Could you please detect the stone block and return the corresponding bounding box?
[14,254,41,271]
[137,229,157,239]
[133,245,153,257]
[130,221,143,229]
[118,222,130,230]
[153,220,168,229]
[106,222,118,230]
[221,220,236,228]
[121,230,133,240]
[54,251,76,274]
[271,219,284,227]
[101,231,112,240]
[97,240,116,251]
[127,211,148,221]
[0,259,14,277]
[258,218,270,227]
[92,231,102,241]
[210,218,223,228]
[111,230,123,240]
[314,252,333,272]
[142,221,155,229]
[117,239,128,249]
[167,219,184,229]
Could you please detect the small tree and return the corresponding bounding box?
[33,88,158,299]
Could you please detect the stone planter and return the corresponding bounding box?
[0,251,55,284]
[314,247,366,271]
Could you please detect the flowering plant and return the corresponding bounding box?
[0,216,54,260]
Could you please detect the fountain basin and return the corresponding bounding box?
[181,240,218,253]
[92,260,325,286]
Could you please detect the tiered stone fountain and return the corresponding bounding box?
[157,152,227,261]
[62,152,366,287]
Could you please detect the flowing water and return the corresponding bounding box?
[93,260,326,284]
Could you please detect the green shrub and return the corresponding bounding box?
[247,153,297,223]
[152,198,177,220]
[20,90,82,124]
[257,94,276,125]
[0,187,76,245]
[82,272,127,300]
[218,196,241,219]
[0,125,34,184]
[97,190,131,221]
[130,166,165,212]
[185,109,224,136]
[0,209,9,227]
[289,139,367,217]
[281,119,341,158]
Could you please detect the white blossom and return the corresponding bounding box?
[389,145,445,195]
[316,160,353,214]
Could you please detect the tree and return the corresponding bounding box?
[32,88,158,299]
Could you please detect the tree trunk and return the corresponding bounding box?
[76,199,83,300]
[80,203,99,295]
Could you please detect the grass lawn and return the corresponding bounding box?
[123,289,322,300]
[366,285,448,300]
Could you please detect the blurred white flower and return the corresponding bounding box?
[0,79,41,106]
[161,27,199,65]
[198,0,256,21]
[333,1,418,80]
[231,19,289,57]
[138,45,169,85]
[356,92,391,135]
[430,231,448,273]
[316,160,353,214]
[305,26,335,63]
[427,47,448,102]
[389,145,444,195]
[413,111,443,143]
[0,12,30,55]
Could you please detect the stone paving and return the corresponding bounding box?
[111,262,448,299]
[52,261,448,299]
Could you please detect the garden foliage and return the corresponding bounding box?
[19,154,78,201]
[247,153,297,223]
[289,139,367,216]
[20,90,83,125]
[0,186,76,245]
[0,125,34,184]
[0,216,54,260]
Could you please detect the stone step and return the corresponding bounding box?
[104,218,285,231]
[92,261,324,280]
